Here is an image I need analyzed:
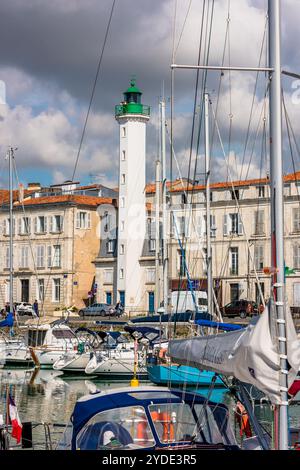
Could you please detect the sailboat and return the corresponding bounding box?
[169,0,300,450]
[0,148,34,367]
[54,0,299,451]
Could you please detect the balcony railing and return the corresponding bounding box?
[115,104,150,117]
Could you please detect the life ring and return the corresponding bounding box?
[235,401,252,438]
[151,410,175,442]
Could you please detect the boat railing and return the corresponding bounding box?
[0,422,66,450]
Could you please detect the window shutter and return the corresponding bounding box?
[34,217,38,233]
[48,246,52,268]
[44,216,48,233]
[294,245,300,269]
[60,215,64,232]
[76,211,80,229]
[27,218,31,234]
[3,219,7,236]
[18,218,22,235]
[211,215,216,237]
[223,214,228,236]
[87,212,91,229]
[293,208,300,232]
[49,216,53,233]
[238,214,243,235]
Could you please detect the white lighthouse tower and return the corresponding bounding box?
[115,79,150,310]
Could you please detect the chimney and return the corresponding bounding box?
[18,183,24,202]
[28,182,41,191]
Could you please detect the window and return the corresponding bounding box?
[76,211,91,229]
[223,213,242,235]
[35,216,47,234]
[177,249,186,276]
[258,186,265,198]
[121,150,126,161]
[177,216,186,237]
[52,245,61,268]
[255,282,265,305]
[230,283,239,301]
[122,126,126,137]
[121,174,126,185]
[37,279,45,301]
[120,197,125,208]
[104,269,113,284]
[3,218,15,236]
[293,208,300,232]
[19,217,31,235]
[146,268,155,283]
[230,214,239,234]
[254,210,265,235]
[53,278,61,302]
[202,248,207,274]
[51,215,63,233]
[36,245,45,268]
[181,193,187,204]
[20,246,29,268]
[149,239,156,252]
[120,220,125,231]
[119,268,124,279]
[293,244,300,269]
[284,184,291,196]
[5,246,10,269]
[230,247,238,275]
[149,403,196,444]
[76,406,155,450]
[231,189,239,200]
[254,245,264,270]
[103,212,111,233]
[107,240,115,254]
[120,244,125,255]
[203,214,216,238]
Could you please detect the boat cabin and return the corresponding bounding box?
[58,386,238,450]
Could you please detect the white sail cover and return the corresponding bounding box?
[169,302,300,404]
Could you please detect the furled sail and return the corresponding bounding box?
[169,301,300,404]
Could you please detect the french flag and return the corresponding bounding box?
[8,394,22,443]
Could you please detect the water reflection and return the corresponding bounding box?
[0,368,299,450]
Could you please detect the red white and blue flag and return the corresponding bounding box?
[8,394,22,443]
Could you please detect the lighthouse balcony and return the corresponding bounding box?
[115,103,150,117]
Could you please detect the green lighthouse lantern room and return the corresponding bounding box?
[115,78,150,117]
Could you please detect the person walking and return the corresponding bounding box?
[33,299,39,318]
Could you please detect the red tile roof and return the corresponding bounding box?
[145,171,300,194]
[14,195,115,208]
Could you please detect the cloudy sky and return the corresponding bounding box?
[0,0,299,189]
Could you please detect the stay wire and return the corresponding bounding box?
[71,0,116,182]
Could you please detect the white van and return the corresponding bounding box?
[170,290,208,314]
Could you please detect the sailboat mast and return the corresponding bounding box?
[155,158,161,312]
[8,147,14,315]
[268,0,289,450]
[204,93,213,318]
[160,99,169,319]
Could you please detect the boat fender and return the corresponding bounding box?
[234,401,252,438]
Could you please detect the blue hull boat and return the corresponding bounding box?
[147,363,226,387]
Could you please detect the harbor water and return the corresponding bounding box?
[0,367,299,450]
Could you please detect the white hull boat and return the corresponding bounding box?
[53,351,92,373]
[85,348,148,379]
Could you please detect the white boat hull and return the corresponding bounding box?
[85,350,148,379]
[53,352,92,372]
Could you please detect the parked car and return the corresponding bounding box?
[78,303,116,318]
[220,300,258,319]
[15,302,36,317]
